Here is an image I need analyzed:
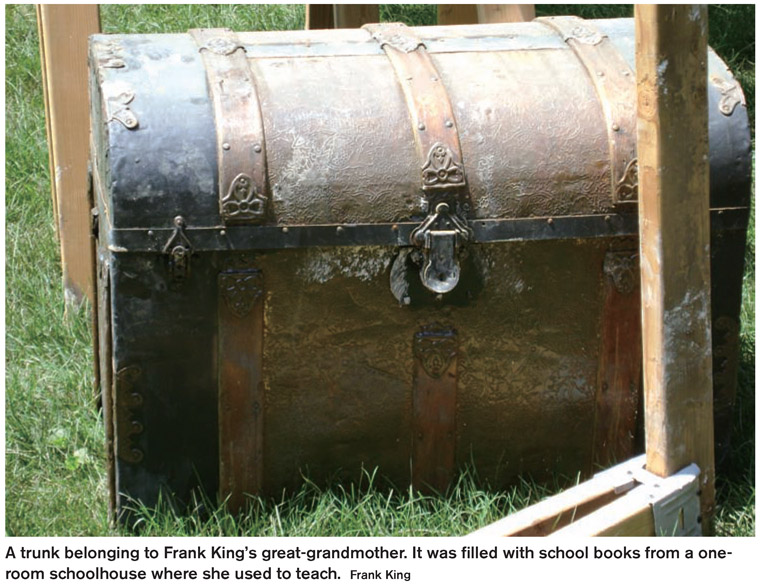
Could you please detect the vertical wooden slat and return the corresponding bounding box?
[438,4,479,25]
[333,4,379,28]
[412,326,458,493]
[477,4,535,23]
[218,270,265,513]
[635,4,714,534]
[305,4,334,30]
[37,4,101,306]
[593,249,642,467]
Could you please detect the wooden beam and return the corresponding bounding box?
[37,4,101,307]
[477,4,535,23]
[635,4,715,535]
[333,4,379,28]
[470,456,642,537]
[305,5,334,30]
[438,4,479,25]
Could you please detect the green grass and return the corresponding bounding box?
[5,4,754,537]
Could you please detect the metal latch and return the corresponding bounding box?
[410,202,472,294]
[162,216,193,281]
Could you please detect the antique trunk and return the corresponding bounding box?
[89,18,751,518]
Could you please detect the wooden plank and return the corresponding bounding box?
[305,4,334,30]
[333,4,379,28]
[470,456,643,537]
[593,248,642,467]
[37,4,101,306]
[412,326,458,493]
[438,4,478,25]
[218,269,265,512]
[635,4,715,535]
[477,5,535,23]
[554,497,655,537]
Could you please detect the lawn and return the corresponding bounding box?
[5,4,754,536]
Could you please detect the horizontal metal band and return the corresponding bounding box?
[105,208,748,253]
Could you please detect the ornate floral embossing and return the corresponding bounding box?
[413,325,457,379]
[422,143,466,191]
[616,158,638,202]
[115,366,144,464]
[220,272,263,318]
[603,251,638,295]
[221,173,267,222]
[710,75,746,116]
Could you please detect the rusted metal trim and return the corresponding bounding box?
[190,28,268,225]
[218,265,264,512]
[537,16,637,205]
[105,208,748,253]
[412,324,458,493]
[363,23,467,207]
[592,248,642,468]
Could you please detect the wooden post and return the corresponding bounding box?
[37,4,101,307]
[333,4,379,28]
[635,4,714,534]
[305,4,334,29]
[438,4,479,25]
[477,4,535,23]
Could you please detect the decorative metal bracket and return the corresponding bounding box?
[422,143,466,191]
[105,88,138,130]
[413,324,458,379]
[219,270,263,318]
[162,216,193,281]
[221,173,267,222]
[710,74,746,116]
[615,158,638,203]
[411,202,472,294]
[603,250,638,295]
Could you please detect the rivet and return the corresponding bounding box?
[604,215,612,223]
[623,70,631,76]
[253,144,262,153]
[547,217,554,225]
[222,142,230,150]
[431,75,438,82]
[445,120,453,128]
[147,230,154,237]
[336,226,344,235]
[391,224,398,231]
[418,122,426,131]
[597,71,605,77]
[282,226,289,233]
[612,123,620,132]
[220,229,226,236]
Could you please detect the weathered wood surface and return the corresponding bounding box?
[635,4,714,534]
[334,4,379,28]
[305,4,334,29]
[477,4,535,23]
[37,4,101,306]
